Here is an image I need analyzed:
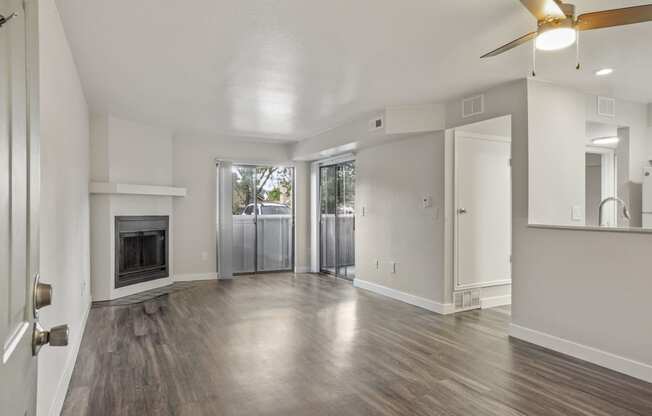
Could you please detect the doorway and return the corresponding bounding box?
[319,161,355,279]
[584,133,618,227]
[231,165,295,274]
[447,116,512,298]
[585,148,617,227]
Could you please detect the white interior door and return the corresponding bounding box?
[454,132,511,289]
[1,0,37,414]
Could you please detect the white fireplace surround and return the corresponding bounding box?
[90,191,182,301]
[89,114,187,301]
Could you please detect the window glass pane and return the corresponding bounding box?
[256,167,294,271]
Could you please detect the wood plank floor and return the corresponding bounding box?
[62,273,652,416]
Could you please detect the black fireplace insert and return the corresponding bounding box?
[115,216,169,288]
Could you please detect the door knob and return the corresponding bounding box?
[457,208,467,214]
[32,322,69,355]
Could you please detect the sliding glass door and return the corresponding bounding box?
[320,161,355,279]
[320,165,337,274]
[232,165,294,274]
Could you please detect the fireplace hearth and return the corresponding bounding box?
[115,216,169,288]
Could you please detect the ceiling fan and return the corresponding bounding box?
[481,0,652,59]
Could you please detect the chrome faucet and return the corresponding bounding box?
[598,197,630,226]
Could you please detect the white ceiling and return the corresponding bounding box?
[55,0,652,141]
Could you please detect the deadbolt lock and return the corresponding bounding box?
[35,282,53,310]
[32,322,69,356]
[33,273,54,318]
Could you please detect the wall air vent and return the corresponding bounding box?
[597,96,616,118]
[368,115,384,131]
[462,94,484,118]
[453,290,481,311]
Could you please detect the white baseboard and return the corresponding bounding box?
[509,323,652,384]
[480,295,511,309]
[174,272,219,282]
[353,279,455,315]
[294,266,311,273]
[48,299,92,416]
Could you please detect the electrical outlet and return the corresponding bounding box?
[422,196,432,209]
[571,206,583,222]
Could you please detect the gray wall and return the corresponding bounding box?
[585,153,601,227]
[444,79,652,379]
[528,81,586,226]
[355,132,446,302]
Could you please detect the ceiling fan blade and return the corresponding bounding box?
[519,0,565,20]
[481,32,537,58]
[577,5,652,31]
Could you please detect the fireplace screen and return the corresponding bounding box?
[115,216,169,288]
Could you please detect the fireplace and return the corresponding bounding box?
[115,216,169,288]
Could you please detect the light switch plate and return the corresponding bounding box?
[422,196,433,208]
[571,205,583,222]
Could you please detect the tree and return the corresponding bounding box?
[231,166,293,214]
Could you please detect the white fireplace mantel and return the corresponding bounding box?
[90,181,186,197]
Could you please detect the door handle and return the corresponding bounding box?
[457,208,467,215]
[32,322,69,355]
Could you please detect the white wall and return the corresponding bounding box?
[90,114,173,185]
[293,161,311,272]
[292,110,387,161]
[528,80,586,226]
[456,115,511,137]
[648,103,652,164]
[292,105,446,161]
[37,1,91,415]
[172,134,298,277]
[355,133,446,303]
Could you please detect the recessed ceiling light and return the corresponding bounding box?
[591,136,619,145]
[595,68,614,76]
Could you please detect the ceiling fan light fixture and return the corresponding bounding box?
[535,27,577,51]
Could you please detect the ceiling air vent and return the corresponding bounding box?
[368,115,384,131]
[454,290,481,312]
[462,94,484,118]
[597,96,616,118]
